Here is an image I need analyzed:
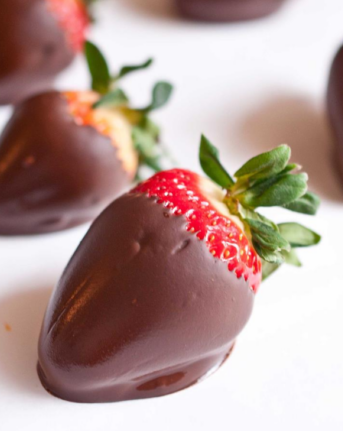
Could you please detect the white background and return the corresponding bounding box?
[1,0,343,429]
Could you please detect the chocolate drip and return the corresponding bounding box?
[38,193,254,403]
[0,92,130,235]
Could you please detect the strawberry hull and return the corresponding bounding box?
[37,192,255,403]
[0,0,76,105]
[175,0,287,22]
[327,45,343,183]
[0,92,130,235]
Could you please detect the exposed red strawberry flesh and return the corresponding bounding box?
[63,91,113,136]
[46,0,89,52]
[63,91,138,176]
[133,169,262,292]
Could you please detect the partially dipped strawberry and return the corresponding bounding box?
[37,137,320,403]
[327,44,343,182]
[0,42,173,235]
[0,0,91,106]
[175,0,288,22]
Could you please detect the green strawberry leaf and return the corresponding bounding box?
[139,82,174,113]
[86,41,154,93]
[85,41,111,94]
[240,173,308,208]
[132,121,173,175]
[93,88,129,109]
[279,163,300,175]
[151,82,174,111]
[129,83,173,174]
[278,223,321,248]
[247,219,291,252]
[199,135,234,188]
[253,242,285,264]
[282,248,302,266]
[138,116,160,139]
[238,206,278,231]
[283,191,320,215]
[234,144,291,181]
[132,126,158,157]
[114,59,154,81]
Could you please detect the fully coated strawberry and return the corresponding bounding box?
[0,0,90,105]
[175,0,288,22]
[37,137,320,403]
[0,42,173,235]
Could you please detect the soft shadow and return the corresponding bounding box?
[0,286,53,396]
[238,95,343,202]
[116,0,177,21]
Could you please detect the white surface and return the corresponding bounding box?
[1,0,343,429]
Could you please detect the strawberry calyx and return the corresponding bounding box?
[199,135,321,280]
[84,41,174,178]
[47,0,90,52]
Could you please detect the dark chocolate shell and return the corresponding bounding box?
[0,0,74,105]
[327,45,343,182]
[37,192,254,403]
[175,0,287,22]
[0,92,130,235]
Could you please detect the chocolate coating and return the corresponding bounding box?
[0,0,74,105]
[0,91,130,235]
[327,45,343,181]
[175,0,287,22]
[38,193,254,403]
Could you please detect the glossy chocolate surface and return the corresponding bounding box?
[327,45,343,181]
[175,0,287,22]
[0,0,74,105]
[0,92,130,235]
[38,193,254,403]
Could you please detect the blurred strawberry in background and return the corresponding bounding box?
[327,44,343,183]
[0,41,174,235]
[0,0,90,106]
[175,0,288,22]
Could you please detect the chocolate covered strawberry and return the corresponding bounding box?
[37,137,320,403]
[327,44,343,182]
[175,0,288,22]
[0,0,91,105]
[0,42,173,235]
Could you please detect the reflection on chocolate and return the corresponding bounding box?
[327,45,343,182]
[0,0,74,105]
[37,193,254,403]
[0,92,130,235]
[175,0,287,22]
